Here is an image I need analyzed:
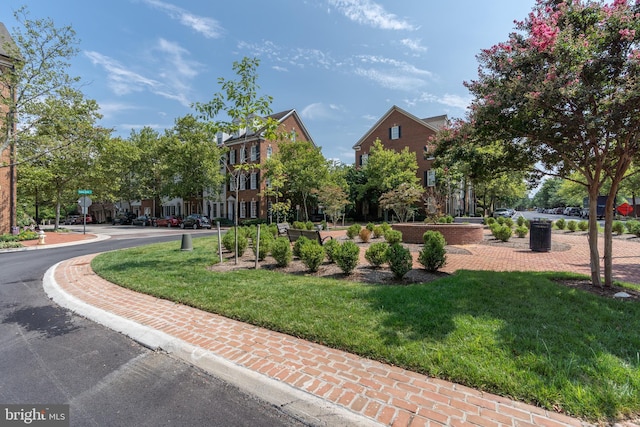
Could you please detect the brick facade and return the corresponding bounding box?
[0,23,17,234]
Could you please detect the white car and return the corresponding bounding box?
[492,208,512,218]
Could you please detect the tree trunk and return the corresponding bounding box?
[587,191,602,287]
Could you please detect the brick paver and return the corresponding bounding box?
[49,230,640,426]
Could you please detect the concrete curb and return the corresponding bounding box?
[43,261,380,427]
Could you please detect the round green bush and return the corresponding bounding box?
[346,224,361,239]
[626,220,640,237]
[270,237,292,267]
[305,221,314,230]
[372,225,384,238]
[612,220,625,235]
[292,236,311,258]
[223,229,248,254]
[384,230,402,244]
[292,221,306,230]
[567,220,577,232]
[252,232,274,261]
[515,225,528,238]
[365,242,389,268]
[492,225,512,242]
[334,241,360,274]
[366,222,375,231]
[485,217,496,226]
[323,238,339,262]
[578,220,588,231]
[419,231,447,272]
[555,218,566,230]
[386,243,413,279]
[503,218,514,228]
[517,216,526,227]
[299,241,325,272]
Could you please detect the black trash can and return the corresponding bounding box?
[529,220,552,252]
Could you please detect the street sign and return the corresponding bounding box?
[78,189,93,195]
[78,196,92,207]
[617,202,633,216]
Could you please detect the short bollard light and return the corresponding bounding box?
[38,230,46,245]
[180,233,193,251]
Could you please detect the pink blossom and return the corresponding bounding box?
[619,28,636,41]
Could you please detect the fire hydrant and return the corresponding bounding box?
[37,230,46,245]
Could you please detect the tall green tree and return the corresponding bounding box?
[1,6,82,231]
[466,0,640,287]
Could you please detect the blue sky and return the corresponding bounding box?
[3,0,536,164]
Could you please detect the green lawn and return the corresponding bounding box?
[91,236,640,424]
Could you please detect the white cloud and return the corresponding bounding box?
[301,102,344,120]
[403,92,472,111]
[141,0,224,38]
[327,0,415,30]
[400,38,427,53]
[85,51,161,96]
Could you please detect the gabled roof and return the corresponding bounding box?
[0,22,20,63]
[352,105,447,150]
[224,109,316,146]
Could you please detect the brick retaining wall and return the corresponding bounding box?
[392,223,484,245]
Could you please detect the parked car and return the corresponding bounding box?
[180,214,211,229]
[563,207,581,216]
[112,212,137,225]
[154,215,182,228]
[73,215,93,224]
[132,215,153,226]
[492,208,512,218]
[63,215,79,225]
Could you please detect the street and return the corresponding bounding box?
[0,227,308,427]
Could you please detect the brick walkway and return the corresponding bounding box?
[48,232,640,427]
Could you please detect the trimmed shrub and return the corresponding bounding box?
[612,220,625,235]
[419,231,447,272]
[496,217,505,225]
[492,225,512,242]
[270,237,292,267]
[305,221,314,230]
[222,229,235,251]
[626,220,640,237]
[252,232,274,261]
[323,238,339,262]
[517,216,526,227]
[555,218,566,230]
[366,222,375,231]
[503,217,514,228]
[578,220,589,231]
[386,243,413,279]
[380,222,392,234]
[384,230,402,244]
[292,221,306,230]
[515,225,528,238]
[346,224,361,239]
[222,229,248,255]
[567,220,577,232]
[372,225,384,238]
[485,217,496,226]
[365,242,388,268]
[299,241,325,272]
[334,241,360,274]
[292,236,311,258]
[359,227,372,243]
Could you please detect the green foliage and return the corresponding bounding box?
[379,182,424,223]
[419,231,447,272]
[380,222,392,234]
[503,217,514,228]
[293,221,306,230]
[359,228,371,243]
[323,238,339,262]
[485,217,496,226]
[372,225,384,239]
[612,221,625,235]
[365,242,389,268]
[292,236,311,258]
[305,221,315,230]
[384,230,402,244]
[270,237,292,267]
[334,241,360,275]
[555,218,566,230]
[366,222,375,231]
[517,216,526,227]
[492,225,512,242]
[385,243,413,279]
[578,220,589,231]
[515,225,529,238]
[299,241,325,272]
[346,224,361,239]
[252,231,274,261]
[567,220,577,232]
[222,230,235,252]
[626,220,640,237]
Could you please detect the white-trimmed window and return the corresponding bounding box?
[250,172,257,190]
[266,145,272,159]
[229,149,236,165]
[250,145,257,161]
[240,201,246,218]
[240,146,246,162]
[360,153,369,166]
[250,200,257,218]
[266,177,272,189]
[390,125,401,140]
[239,173,246,190]
[229,178,236,192]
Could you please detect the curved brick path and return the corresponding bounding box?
[47,231,640,427]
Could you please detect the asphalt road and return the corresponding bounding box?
[0,226,308,427]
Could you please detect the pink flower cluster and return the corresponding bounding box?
[619,28,636,41]
[530,15,559,52]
